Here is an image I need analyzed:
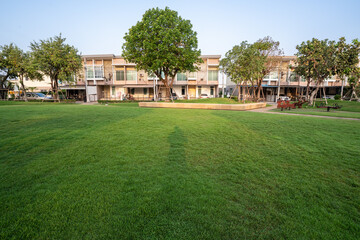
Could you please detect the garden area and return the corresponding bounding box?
[272,100,360,119]
[1,103,359,239]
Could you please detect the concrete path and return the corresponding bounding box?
[249,103,360,121]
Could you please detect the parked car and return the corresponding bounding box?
[278,96,290,101]
[22,92,52,100]
[200,93,209,99]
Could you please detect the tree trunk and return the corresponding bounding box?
[163,74,171,102]
[237,84,241,102]
[340,79,344,100]
[53,79,59,101]
[309,83,320,105]
[306,79,310,101]
[323,86,327,104]
[20,76,28,102]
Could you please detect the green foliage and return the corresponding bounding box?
[295,38,336,84]
[30,34,82,99]
[0,44,19,87]
[122,7,202,99]
[220,37,283,100]
[334,94,341,100]
[335,37,360,80]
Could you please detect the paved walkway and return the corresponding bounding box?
[249,103,360,121]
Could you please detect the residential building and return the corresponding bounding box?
[63,54,221,102]
[225,56,353,101]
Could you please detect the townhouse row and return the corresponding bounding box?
[225,56,352,101]
[62,54,221,102]
[12,55,356,102]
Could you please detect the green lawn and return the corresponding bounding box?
[271,100,360,119]
[1,103,359,239]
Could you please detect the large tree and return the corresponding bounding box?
[294,38,336,105]
[122,7,202,101]
[30,34,82,101]
[335,37,360,99]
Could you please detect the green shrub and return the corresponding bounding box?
[334,94,341,100]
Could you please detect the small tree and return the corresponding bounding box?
[0,44,18,99]
[294,38,336,105]
[122,7,202,101]
[7,47,42,101]
[220,37,283,102]
[335,37,360,99]
[30,34,82,101]
[252,37,283,101]
[220,41,251,102]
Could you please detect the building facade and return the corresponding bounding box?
[225,56,353,101]
[62,54,221,102]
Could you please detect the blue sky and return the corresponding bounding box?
[1,0,359,56]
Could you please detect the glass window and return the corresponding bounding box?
[94,66,103,78]
[148,72,157,80]
[126,70,137,81]
[143,88,147,95]
[130,88,135,95]
[86,66,94,78]
[181,86,186,95]
[188,72,196,79]
[116,70,125,81]
[264,71,278,80]
[177,72,187,81]
[198,86,202,96]
[208,70,218,81]
[210,86,214,95]
[112,86,115,96]
[288,72,297,82]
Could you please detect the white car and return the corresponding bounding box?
[24,92,52,100]
[200,93,209,99]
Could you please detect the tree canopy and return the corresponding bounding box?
[122,7,202,100]
[294,38,337,104]
[0,44,18,89]
[30,34,82,100]
[220,36,283,101]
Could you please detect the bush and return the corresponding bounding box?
[334,94,341,100]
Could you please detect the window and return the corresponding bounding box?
[126,70,137,81]
[188,72,196,80]
[130,88,135,95]
[208,70,218,81]
[148,72,157,80]
[116,70,125,81]
[94,66,103,78]
[210,86,214,96]
[143,88,148,95]
[288,72,297,82]
[198,86,202,96]
[86,66,94,78]
[264,71,278,80]
[326,75,336,81]
[177,72,187,81]
[112,86,115,96]
[148,71,164,80]
[181,86,186,95]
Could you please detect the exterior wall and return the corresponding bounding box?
[82,54,221,101]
